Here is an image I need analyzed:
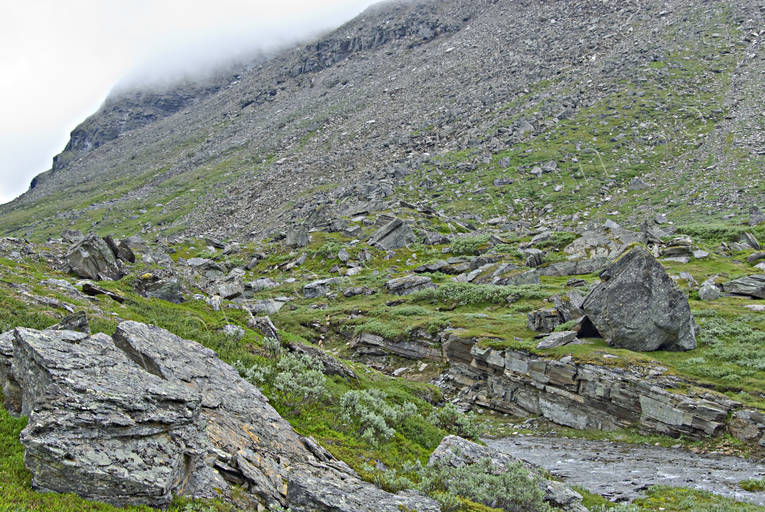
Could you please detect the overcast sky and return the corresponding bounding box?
[0,0,381,205]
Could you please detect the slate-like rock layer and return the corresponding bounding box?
[3,322,439,511]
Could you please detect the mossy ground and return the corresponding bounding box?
[1,210,764,510]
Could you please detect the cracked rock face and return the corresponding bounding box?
[66,235,125,281]
[3,322,439,511]
[582,246,696,352]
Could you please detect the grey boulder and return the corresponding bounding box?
[66,235,124,281]
[286,226,311,248]
[698,282,721,301]
[4,322,439,511]
[582,246,696,351]
[369,218,416,250]
[721,274,765,299]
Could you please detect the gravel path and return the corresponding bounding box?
[484,436,765,505]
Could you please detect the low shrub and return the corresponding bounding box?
[450,235,491,256]
[419,457,553,512]
[698,317,765,371]
[339,389,419,447]
[427,404,479,440]
[534,231,578,250]
[234,351,326,413]
[410,282,546,306]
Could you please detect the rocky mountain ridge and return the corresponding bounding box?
[2,0,762,243]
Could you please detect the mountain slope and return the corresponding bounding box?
[1,0,763,242]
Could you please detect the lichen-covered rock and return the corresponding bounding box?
[5,322,439,511]
[564,227,644,260]
[582,246,696,351]
[12,327,213,507]
[66,235,124,281]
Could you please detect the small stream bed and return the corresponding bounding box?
[484,436,765,506]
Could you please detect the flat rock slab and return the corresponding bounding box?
[722,274,765,299]
[385,275,436,295]
[485,436,765,506]
[537,331,578,350]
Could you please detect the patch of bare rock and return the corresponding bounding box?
[0,321,441,511]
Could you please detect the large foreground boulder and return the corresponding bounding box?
[66,235,124,280]
[3,322,439,511]
[582,246,696,351]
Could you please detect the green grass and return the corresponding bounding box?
[740,479,765,492]
[634,486,765,512]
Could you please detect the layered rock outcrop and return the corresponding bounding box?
[1,322,439,511]
[440,335,764,446]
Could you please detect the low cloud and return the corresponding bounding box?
[0,0,381,204]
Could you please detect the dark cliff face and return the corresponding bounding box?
[42,76,241,179]
[4,0,764,241]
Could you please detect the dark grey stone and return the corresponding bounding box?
[582,246,696,351]
[303,278,340,298]
[385,275,436,295]
[369,218,416,250]
[66,235,124,281]
[722,274,765,299]
[49,311,90,333]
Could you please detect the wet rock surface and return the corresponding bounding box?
[485,436,765,506]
